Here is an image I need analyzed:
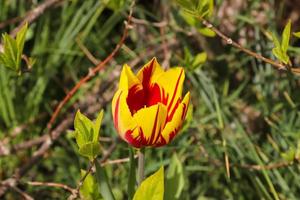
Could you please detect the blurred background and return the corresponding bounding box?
[0,0,300,199]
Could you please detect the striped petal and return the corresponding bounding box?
[119,64,142,90]
[112,89,136,139]
[125,103,167,147]
[158,92,190,146]
[136,58,185,114]
[136,57,164,85]
[153,67,185,116]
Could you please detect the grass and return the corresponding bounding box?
[0,0,300,199]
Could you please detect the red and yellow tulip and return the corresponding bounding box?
[112,58,190,148]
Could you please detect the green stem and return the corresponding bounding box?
[137,148,145,186]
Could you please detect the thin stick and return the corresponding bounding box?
[27,181,76,195]
[201,18,300,75]
[137,148,145,186]
[11,186,34,200]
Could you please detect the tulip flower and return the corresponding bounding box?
[112,58,190,148]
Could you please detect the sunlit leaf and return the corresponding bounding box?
[74,110,94,147]
[281,148,295,162]
[78,142,101,160]
[93,110,104,143]
[0,23,29,73]
[198,27,216,37]
[293,31,300,38]
[281,19,291,53]
[80,169,101,200]
[133,167,164,200]
[193,52,207,67]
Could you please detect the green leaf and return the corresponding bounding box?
[281,19,291,53]
[272,34,281,50]
[93,110,104,143]
[193,52,207,68]
[165,154,184,200]
[272,33,290,64]
[80,169,101,200]
[95,161,115,200]
[293,31,300,38]
[180,10,197,26]
[133,166,164,200]
[78,142,101,160]
[74,110,94,146]
[0,23,29,73]
[127,148,136,200]
[177,0,214,18]
[198,27,215,37]
[1,33,18,70]
[107,0,125,11]
[281,148,295,162]
[16,23,28,69]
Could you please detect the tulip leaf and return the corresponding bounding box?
[165,154,185,200]
[80,169,102,200]
[133,166,164,200]
[95,161,115,200]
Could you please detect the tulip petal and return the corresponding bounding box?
[158,92,190,146]
[119,64,142,90]
[125,103,167,146]
[153,67,185,115]
[136,57,164,85]
[136,58,185,113]
[112,89,137,139]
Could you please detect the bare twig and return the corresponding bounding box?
[101,154,138,166]
[11,186,34,200]
[27,181,76,195]
[10,0,63,38]
[76,36,100,65]
[201,18,300,75]
[131,17,168,28]
[0,16,22,30]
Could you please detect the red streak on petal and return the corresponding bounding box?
[141,59,155,88]
[114,92,122,133]
[167,69,183,112]
[147,83,161,106]
[167,98,181,122]
[125,129,142,148]
[127,85,145,114]
[181,103,188,120]
[148,106,160,145]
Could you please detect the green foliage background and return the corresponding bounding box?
[0,0,300,199]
